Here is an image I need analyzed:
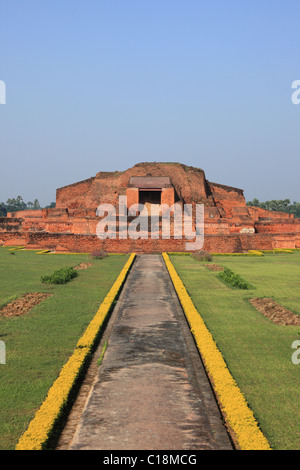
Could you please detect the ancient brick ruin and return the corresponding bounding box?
[0,162,299,253]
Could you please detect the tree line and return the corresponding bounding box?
[0,195,299,218]
[0,196,55,217]
[246,199,300,218]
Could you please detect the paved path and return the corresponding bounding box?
[66,255,232,450]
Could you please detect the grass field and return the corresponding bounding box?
[170,252,300,450]
[0,248,129,450]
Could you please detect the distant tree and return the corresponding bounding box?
[262,199,291,212]
[247,198,300,218]
[45,202,56,209]
[32,199,41,210]
[0,203,7,217]
[246,198,260,207]
[288,202,300,218]
[0,196,52,216]
[5,196,26,212]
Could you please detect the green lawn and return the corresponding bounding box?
[170,252,300,450]
[0,248,129,450]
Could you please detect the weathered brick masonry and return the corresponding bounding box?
[1,162,299,253]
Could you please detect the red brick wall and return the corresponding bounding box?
[161,187,175,206]
[6,231,294,253]
[56,178,94,209]
[255,220,300,233]
[0,231,28,246]
[248,206,294,220]
[126,188,139,208]
[208,183,246,217]
[6,209,46,219]
[0,218,23,232]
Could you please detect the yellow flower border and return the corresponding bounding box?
[167,251,265,257]
[211,252,264,257]
[162,252,271,451]
[16,253,136,450]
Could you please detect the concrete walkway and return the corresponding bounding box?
[64,255,232,450]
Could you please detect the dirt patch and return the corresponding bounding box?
[0,293,52,317]
[249,297,300,326]
[74,262,92,270]
[205,264,224,271]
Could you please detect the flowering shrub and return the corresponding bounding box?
[162,252,271,450]
[247,250,264,256]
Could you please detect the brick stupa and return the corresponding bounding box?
[0,162,299,253]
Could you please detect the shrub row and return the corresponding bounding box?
[260,249,294,254]
[212,252,263,257]
[217,267,252,290]
[167,252,191,256]
[41,267,78,284]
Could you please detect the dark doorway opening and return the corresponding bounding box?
[139,189,161,206]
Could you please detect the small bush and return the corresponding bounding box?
[217,267,252,290]
[41,266,78,285]
[192,250,213,262]
[90,250,108,260]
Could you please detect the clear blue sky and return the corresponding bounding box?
[1,1,299,206]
